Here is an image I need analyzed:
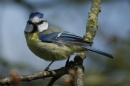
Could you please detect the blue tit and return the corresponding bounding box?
[24,12,114,68]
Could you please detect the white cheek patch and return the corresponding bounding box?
[24,24,33,33]
[38,22,48,32]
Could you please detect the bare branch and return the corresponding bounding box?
[74,0,102,86]
[47,75,62,86]
[0,67,68,85]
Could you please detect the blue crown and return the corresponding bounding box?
[29,12,44,19]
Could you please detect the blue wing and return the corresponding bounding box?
[38,31,92,45]
[38,31,114,59]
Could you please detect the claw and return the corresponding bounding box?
[65,57,70,67]
[44,60,55,71]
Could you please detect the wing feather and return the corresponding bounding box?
[38,31,92,45]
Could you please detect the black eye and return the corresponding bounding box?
[37,20,43,25]
[27,21,33,25]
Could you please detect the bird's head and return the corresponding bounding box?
[24,12,48,34]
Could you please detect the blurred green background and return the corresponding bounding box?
[0,0,130,86]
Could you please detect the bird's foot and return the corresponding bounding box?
[44,60,55,71]
[65,57,70,67]
[44,67,50,71]
[43,60,55,80]
[65,57,74,68]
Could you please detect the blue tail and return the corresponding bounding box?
[85,46,114,59]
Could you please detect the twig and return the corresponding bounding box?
[47,76,62,86]
[74,0,102,86]
[0,67,67,85]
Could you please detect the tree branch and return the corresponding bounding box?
[74,0,102,86]
[0,67,69,85]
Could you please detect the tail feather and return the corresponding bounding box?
[85,46,114,59]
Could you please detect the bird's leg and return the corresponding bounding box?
[44,60,55,71]
[65,57,70,67]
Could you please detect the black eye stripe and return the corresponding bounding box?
[27,20,44,25]
[37,20,43,25]
[27,21,33,25]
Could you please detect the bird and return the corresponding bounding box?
[24,12,114,70]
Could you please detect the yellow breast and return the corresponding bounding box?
[25,33,39,42]
[24,33,74,61]
[24,33,48,59]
